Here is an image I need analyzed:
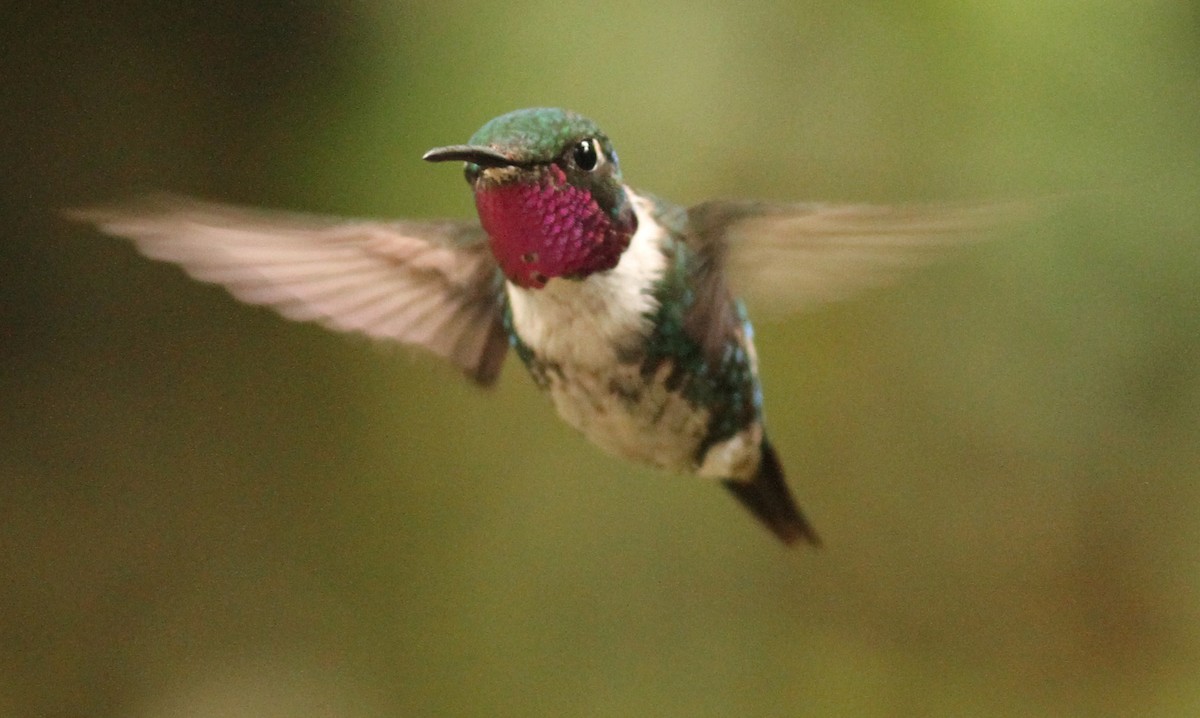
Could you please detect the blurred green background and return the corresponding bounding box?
[4,2,1200,716]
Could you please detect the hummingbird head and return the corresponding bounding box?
[424,108,637,289]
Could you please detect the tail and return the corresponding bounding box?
[721,440,821,546]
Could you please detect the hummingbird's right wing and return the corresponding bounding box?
[67,193,510,385]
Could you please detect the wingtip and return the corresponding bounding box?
[60,202,111,225]
[60,192,185,228]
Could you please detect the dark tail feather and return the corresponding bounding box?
[722,441,821,546]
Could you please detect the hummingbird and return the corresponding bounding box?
[70,107,1012,546]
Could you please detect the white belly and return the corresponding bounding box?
[539,358,763,478]
[506,191,762,480]
[542,359,710,472]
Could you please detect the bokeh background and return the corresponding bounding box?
[4,2,1200,716]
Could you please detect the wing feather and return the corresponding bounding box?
[686,200,1029,312]
[67,193,509,385]
[675,198,1035,363]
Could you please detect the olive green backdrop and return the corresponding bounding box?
[3,2,1200,716]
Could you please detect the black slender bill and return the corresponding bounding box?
[422,144,519,167]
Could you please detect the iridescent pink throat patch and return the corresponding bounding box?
[474,165,631,289]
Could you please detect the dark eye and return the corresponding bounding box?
[572,138,600,171]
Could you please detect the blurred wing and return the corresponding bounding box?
[686,199,1029,314]
[68,193,509,385]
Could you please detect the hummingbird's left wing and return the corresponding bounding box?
[676,199,1032,362]
[67,194,510,385]
[685,199,1026,314]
